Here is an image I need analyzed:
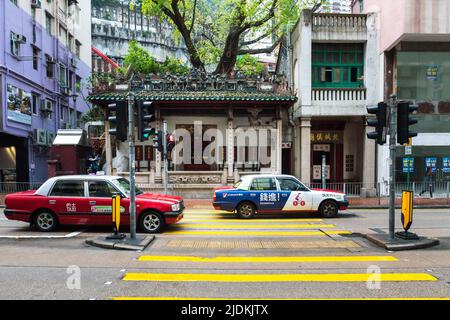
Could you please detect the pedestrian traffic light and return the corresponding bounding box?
[397,101,418,145]
[166,133,175,153]
[107,101,128,142]
[152,130,163,153]
[366,102,387,145]
[137,101,155,142]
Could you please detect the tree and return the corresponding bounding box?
[138,0,324,75]
[235,54,265,76]
[124,40,160,74]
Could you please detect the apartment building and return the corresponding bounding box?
[0,0,92,183]
[288,9,380,196]
[353,0,450,191]
[91,0,186,69]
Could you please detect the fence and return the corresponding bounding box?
[0,182,449,205]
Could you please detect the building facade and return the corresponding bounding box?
[353,0,450,193]
[91,0,186,68]
[88,76,296,198]
[0,0,92,183]
[289,9,380,196]
[320,0,352,13]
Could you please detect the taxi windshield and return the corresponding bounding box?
[112,178,144,196]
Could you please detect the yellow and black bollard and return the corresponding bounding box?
[396,190,419,240]
[106,193,126,240]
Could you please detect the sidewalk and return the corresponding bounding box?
[183,197,450,210]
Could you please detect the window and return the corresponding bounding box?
[59,26,67,46]
[277,178,309,192]
[46,99,53,119]
[312,43,364,88]
[10,0,17,6]
[32,47,39,70]
[32,94,39,115]
[111,178,143,197]
[45,13,53,36]
[68,34,74,52]
[88,181,116,198]
[10,32,21,57]
[59,64,67,93]
[250,178,277,191]
[75,41,81,59]
[50,180,84,197]
[76,111,82,127]
[76,76,81,92]
[46,56,54,78]
[60,105,66,121]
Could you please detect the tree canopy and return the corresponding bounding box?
[136,0,324,75]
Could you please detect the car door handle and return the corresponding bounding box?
[49,200,56,205]
[89,201,96,205]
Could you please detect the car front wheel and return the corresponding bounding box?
[319,200,338,218]
[34,211,58,232]
[236,202,256,219]
[140,211,165,233]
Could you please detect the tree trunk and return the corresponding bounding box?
[214,28,241,76]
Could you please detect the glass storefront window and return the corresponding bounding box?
[397,52,450,101]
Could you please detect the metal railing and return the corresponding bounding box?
[0,182,449,205]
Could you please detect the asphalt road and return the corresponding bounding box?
[0,208,449,300]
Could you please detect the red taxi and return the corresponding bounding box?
[4,175,184,233]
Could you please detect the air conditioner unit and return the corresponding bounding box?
[11,33,27,44]
[46,131,56,146]
[33,129,47,146]
[45,55,56,64]
[31,0,42,9]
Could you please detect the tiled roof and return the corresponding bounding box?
[87,90,297,103]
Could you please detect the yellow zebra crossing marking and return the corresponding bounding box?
[176,223,336,229]
[123,272,437,282]
[182,218,324,223]
[138,255,398,263]
[164,230,350,236]
[112,297,450,301]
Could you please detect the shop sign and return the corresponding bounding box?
[311,132,341,143]
[402,157,414,173]
[313,144,331,152]
[313,165,330,180]
[425,157,438,173]
[426,65,438,81]
[443,157,450,173]
[7,84,32,125]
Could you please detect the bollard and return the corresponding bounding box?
[106,193,126,240]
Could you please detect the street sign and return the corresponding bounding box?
[405,145,412,155]
[402,158,414,173]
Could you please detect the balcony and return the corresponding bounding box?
[312,13,367,41]
[312,88,366,102]
[296,88,368,117]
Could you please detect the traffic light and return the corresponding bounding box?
[166,133,175,153]
[366,102,387,145]
[137,101,155,141]
[107,101,128,142]
[152,130,163,153]
[397,101,418,145]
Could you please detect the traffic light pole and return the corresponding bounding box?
[388,94,397,241]
[128,92,137,240]
[163,120,168,195]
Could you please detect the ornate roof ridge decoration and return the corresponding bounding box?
[87,90,298,103]
[90,68,294,96]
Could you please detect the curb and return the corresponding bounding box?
[364,233,440,251]
[86,235,155,251]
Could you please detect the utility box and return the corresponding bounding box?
[47,129,91,177]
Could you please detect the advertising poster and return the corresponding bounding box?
[7,84,32,125]
[425,157,438,173]
[443,157,450,173]
[426,65,438,80]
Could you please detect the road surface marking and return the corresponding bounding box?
[164,239,360,249]
[123,272,437,282]
[182,218,324,223]
[163,230,350,236]
[176,223,336,229]
[113,296,450,300]
[138,255,398,263]
[0,230,84,239]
